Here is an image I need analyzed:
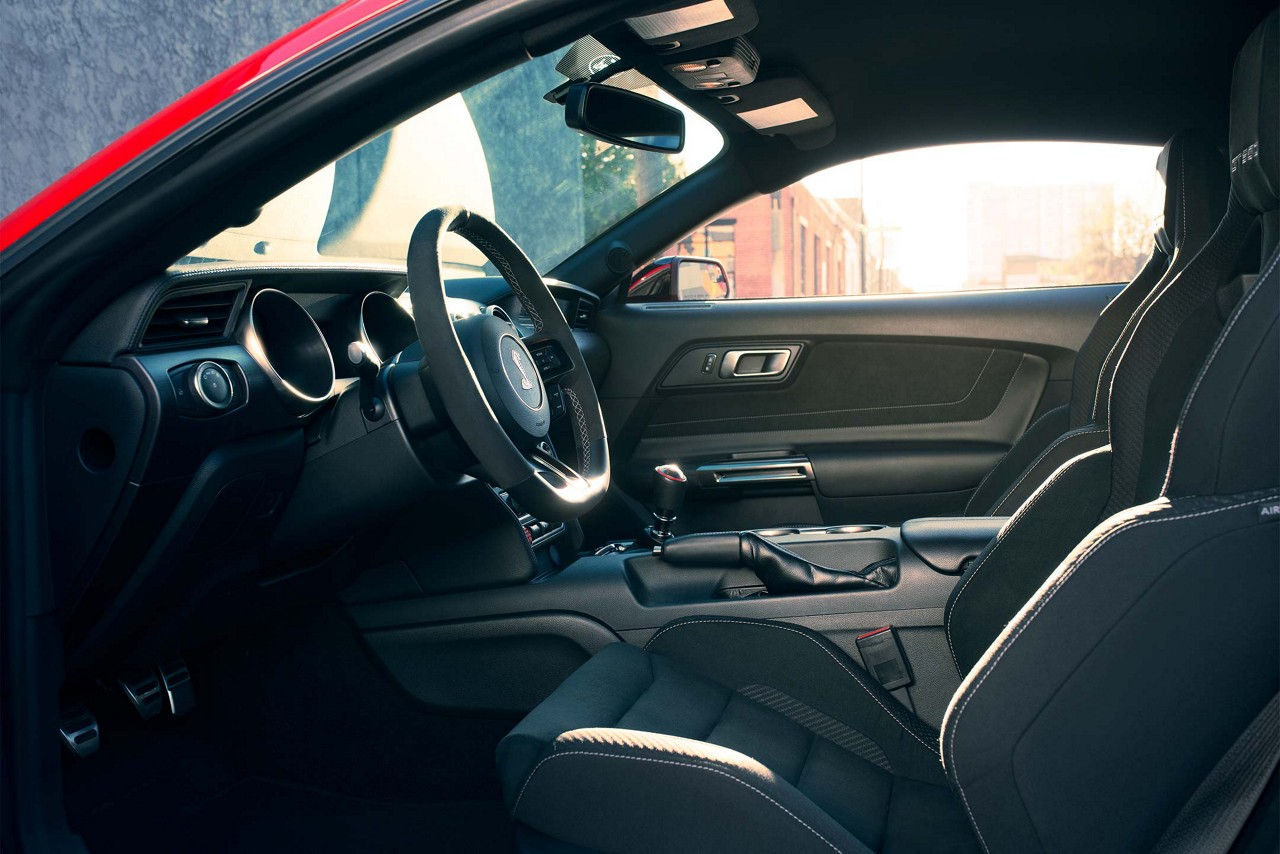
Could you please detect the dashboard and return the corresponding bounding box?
[49,264,606,674]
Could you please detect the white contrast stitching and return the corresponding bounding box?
[460,226,544,332]
[1179,145,1186,249]
[513,749,845,852]
[943,493,1278,854]
[1163,248,1279,493]
[988,426,1108,516]
[944,445,1109,673]
[564,387,591,471]
[964,404,1067,515]
[644,618,938,755]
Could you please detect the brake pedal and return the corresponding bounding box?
[59,707,101,758]
[158,659,195,716]
[118,671,166,720]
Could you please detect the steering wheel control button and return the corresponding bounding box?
[548,385,566,419]
[192,361,234,409]
[530,341,569,378]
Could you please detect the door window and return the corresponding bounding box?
[659,141,1164,299]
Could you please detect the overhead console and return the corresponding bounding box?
[662,38,760,93]
[604,0,835,147]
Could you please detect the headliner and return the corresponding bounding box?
[636,0,1275,184]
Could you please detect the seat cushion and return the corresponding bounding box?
[498,618,978,853]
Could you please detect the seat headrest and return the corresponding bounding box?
[1229,11,1278,214]
[1155,130,1229,253]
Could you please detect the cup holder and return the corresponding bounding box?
[754,528,801,537]
[824,525,885,535]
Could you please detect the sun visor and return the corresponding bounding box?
[626,0,758,53]
[724,76,834,139]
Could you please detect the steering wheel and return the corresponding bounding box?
[405,207,610,522]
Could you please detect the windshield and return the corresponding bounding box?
[178,43,723,274]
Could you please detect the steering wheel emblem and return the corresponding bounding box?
[510,349,534,390]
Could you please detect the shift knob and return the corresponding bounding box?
[647,463,687,545]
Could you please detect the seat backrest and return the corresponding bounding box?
[1072,130,1229,429]
[942,13,1279,852]
[943,48,1268,674]
[962,134,1227,517]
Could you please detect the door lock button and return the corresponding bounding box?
[701,352,718,374]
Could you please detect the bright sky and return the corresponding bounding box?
[803,142,1165,291]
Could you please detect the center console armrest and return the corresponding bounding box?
[899,516,1008,574]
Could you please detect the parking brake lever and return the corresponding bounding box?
[659,531,898,594]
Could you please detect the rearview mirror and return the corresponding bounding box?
[564,83,685,153]
[628,256,731,303]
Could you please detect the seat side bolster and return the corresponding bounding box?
[645,617,944,772]
[514,727,869,854]
[942,492,1280,852]
[986,423,1109,516]
[944,445,1114,675]
[964,404,1071,516]
[496,642,655,804]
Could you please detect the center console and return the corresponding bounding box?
[345,501,1007,725]
[626,520,1005,605]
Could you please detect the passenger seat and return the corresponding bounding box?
[962,131,1227,516]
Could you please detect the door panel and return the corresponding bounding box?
[595,284,1117,531]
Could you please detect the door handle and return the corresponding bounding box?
[720,349,792,378]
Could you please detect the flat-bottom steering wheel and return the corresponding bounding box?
[405,207,609,521]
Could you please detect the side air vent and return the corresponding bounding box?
[140,284,245,348]
[572,297,598,329]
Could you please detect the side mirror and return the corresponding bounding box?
[628,256,731,303]
[564,83,684,153]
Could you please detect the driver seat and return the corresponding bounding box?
[496,14,1279,853]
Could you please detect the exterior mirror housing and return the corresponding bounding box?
[628,256,731,302]
[564,83,684,153]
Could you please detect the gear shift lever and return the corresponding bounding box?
[646,463,687,546]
